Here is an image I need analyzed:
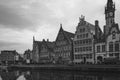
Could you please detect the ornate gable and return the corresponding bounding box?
[109,23,120,34]
[106,23,120,43]
[74,16,95,41]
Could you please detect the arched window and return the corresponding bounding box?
[115,42,119,51]
[109,42,113,52]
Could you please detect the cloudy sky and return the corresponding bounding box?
[0,0,120,53]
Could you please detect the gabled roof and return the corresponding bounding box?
[94,23,105,43]
[63,30,74,43]
[55,24,74,44]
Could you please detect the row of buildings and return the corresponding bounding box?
[0,50,23,64]
[32,0,120,64]
[0,49,32,65]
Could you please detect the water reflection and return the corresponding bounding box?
[0,76,2,80]
[17,74,26,80]
[0,70,119,80]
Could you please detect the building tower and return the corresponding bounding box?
[104,0,115,36]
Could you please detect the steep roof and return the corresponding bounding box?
[63,30,74,43]
[94,21,105,43]
[55,24,74,44]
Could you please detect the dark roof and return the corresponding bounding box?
[33,40,55,52]
[56,26,74,44]
[63,30,74,42]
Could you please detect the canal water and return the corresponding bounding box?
[0,69,120,80]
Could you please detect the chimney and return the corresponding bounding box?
[47,39,49,42]
[95,20,99,26]
[43,39,45,41]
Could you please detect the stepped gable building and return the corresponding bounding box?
[54,24,74,64]
[32,37,55,63]
[73,16,96,64]
[73,0,120,64]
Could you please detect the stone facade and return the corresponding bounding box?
[94,0,120,63]
[0,50,19,64]
[95,43,106,63]
[24,49,32,63]
[32,37,55,63]
[73,16,95,64]
[54,24,74,64]
[106,24,120,59]
[32,0,120,64]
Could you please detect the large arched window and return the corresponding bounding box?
[115,42,119,51]
[109,42,113,52]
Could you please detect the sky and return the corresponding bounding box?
[0,0,120,54]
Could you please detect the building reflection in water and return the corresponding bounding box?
[0,70,119,80]
[0,75,2,80]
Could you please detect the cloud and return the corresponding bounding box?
[0,41,31,54]
[0,0,120,53]
[0,4,36,30]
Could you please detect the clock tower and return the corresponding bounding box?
[104,0,115,36]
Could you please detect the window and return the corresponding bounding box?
[83,34,85,38]
[115,43,119,51]
[80,48,82,52]
[75,48,77,52]
[86,39,88,44]
[80,29,82,33]
[109,53,113,57]
[83,47,85,51]
[86,33,88,38]
[102,45,105,52]
[75,54,81,59]
[88,39,92,44]
[83,40,85,44]
[109,42,113,52]
[89,47,92,51]
[80,40,82,44]
[112,32,116,39]
[115,53,119,58]
[97,46,100,52]
[83,28,85,32]
[77,35,79,39]
[74,41,77,45]
[86,47,89,51]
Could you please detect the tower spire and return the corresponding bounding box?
[60,23,62,28]
[104,0,116,36]
[60,23,63,31]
